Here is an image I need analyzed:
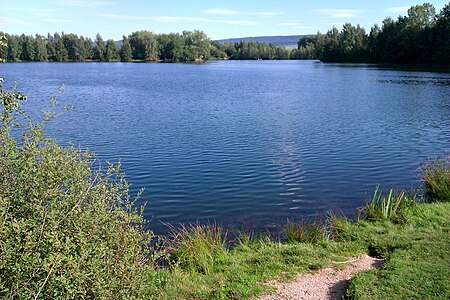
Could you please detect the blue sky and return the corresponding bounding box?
[1,1,448,40]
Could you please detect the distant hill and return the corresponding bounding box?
[113,35,312,50]
[216,35,311,47]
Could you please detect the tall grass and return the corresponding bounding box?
[167,223,228,274]
[363,186,416,220]
[286,219,328,243]
[421,156,450,202]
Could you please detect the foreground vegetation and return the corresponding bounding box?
[1,70,449,298]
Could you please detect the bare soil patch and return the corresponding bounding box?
[259,254,383,300]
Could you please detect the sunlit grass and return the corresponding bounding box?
[363,186,416,221]
[421,156,450,202]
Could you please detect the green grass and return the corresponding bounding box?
[145,237,362,299]
[362,186,416,221]
[140,199,449,299]
[421,156,450,202]
[286,219,329,243]
[345,202,450,299]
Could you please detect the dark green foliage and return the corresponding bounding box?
[119,35,132,62]
[105,39,119,61]
[93,33,106,61]
[303,2,450,64]
[129,31,158,61]
[34,35,48,61]
[182,30,211,61]
[421,156,450,202]
[2,30,295,62]
[0,80,152,298]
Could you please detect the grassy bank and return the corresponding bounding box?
[142,187,449,299]
[1,77,449,299]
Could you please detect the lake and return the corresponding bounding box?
[2,60,449,235]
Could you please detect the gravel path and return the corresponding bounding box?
[259,254,383,300]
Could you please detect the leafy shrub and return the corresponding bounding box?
[421,156,450,202]
[0,79,151,299]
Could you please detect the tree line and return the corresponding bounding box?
[297,2,449,64]
[1,2,448,64]
[0,30,293,63]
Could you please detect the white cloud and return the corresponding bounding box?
[151,16,212,23]
[313,9,362,18]
[201,9,240,15]
[201,9,280,18]
[0,16,36,26]
[249,11,282,17]
[96,13,258,26]
[59,0,116,7]
[222,20,258,25]
[387,6,410,14]
[330,22,345,28]
[44,18,72,23]
[277,21,309,29]
[7,7,53,13]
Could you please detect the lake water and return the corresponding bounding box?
[2,61,449,235]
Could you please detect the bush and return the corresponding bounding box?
[421,156,450,202]
[0,78,151,299]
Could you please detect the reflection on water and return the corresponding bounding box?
[2,61,449,235]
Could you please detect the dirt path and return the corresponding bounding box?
[259,254,383,300]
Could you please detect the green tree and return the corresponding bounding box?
[105,39,119,61]
[209,41,227,60]
[156,33,184,61]
[19,34,35,61]
[129,31,158,61]
[119,35,132,62]
[321,27,340,61]
[182,30,210,61]
[63,33,84,61]
[46,33,56,61]
[405,3,436,29]
[34,35,48,61]
[54,32,68,62]
[433,2,450,62]
[82,37,94,60]
[275,46,290,60]
[93,33,106,61]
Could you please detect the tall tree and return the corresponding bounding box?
[129,31,158,61]
[182,30,210,61]
[93,33,106,61]
[34,35,48,61]
[119,35,132,62]
[105,39,119,61]
[7,35,20,61]
[433,2,450,62]
[54,32,68,62]
[157,33,184,61]
[63,33,84,61]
